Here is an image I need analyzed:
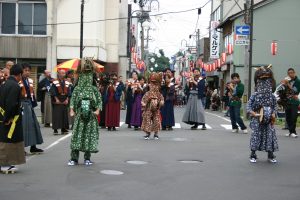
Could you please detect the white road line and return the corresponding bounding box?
[26,133,72,162]
[44,133,72,150]
[205,112,231,122]
[221,124,232,130]
[174,123,181,129]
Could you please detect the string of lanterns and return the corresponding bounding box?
[186,40,278,72]
[131,47,146,71]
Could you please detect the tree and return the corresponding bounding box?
[148,49,170,72]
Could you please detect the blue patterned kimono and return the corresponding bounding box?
[247,79,278,152]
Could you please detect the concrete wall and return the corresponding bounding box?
[105,0,120,64]
[118,0,129,78]
[221,0,263,21]
[56,0,106,60]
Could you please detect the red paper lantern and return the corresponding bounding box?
[217,59,221,67]
[201,62,204,69]
[212,63,216,71]
[204,64,208,71]
[227,44,233,54]
[221,52,226,63]
[271,41,277,55]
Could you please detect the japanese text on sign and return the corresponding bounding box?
[210,21,220,59]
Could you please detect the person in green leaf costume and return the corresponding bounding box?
[68,58,102,166]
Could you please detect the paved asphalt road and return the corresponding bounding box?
[1,107,300,200]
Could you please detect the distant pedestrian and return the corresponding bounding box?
[229,73,247,133]
[0,64,25,173]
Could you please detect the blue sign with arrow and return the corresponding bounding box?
[235,25,250,35]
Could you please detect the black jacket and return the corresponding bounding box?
[0,76,23,143]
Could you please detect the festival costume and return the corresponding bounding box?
[141,73,164,139]
[69,59,102,164]
[247,66,278,163]
[50,78,71,133]
[182,76,206,129]
[104,80,124,130]
[19,78,44,149]
[0,76,25,171]
[160,78,175,130]
[130,83,147,128]
[38,77,54,126]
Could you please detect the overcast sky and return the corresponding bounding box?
[131,0,211,57]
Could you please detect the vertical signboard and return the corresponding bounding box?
[210,21,220,59]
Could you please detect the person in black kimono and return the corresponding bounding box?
[99,73,110,128]
[125,71,139,128]
[182,68,207,130]
[37,70,54,127]
[161,68,175,131]
[0,64,25,173]
[50,70,71,135]
[20,63,44,154]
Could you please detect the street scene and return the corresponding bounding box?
[1,0,300,200]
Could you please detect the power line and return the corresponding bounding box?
[0,0,212,29]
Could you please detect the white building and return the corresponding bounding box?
[0,0,128,81]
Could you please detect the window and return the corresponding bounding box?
[0,1,47,35]
[1,3,16,34]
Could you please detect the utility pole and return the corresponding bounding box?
[243,0,254,119]
[127,4,132,76]
[80,0,84,59]
[140,24,145,61]
[196,29,201,64]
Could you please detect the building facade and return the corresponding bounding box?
[210,0,300,97]
[0,0,128,81]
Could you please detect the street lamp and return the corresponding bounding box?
[181,39,188,48]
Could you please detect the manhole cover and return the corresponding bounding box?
[100,170,124,175]
[178,160,203,164]
[172,138,188,142]
[126,160,148,165]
